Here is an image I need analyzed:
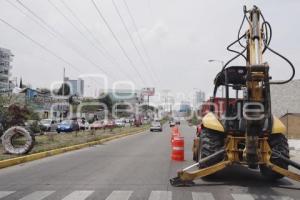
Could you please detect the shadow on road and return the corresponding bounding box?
[193,164,300,190]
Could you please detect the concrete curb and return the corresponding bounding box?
[0,127,148,170]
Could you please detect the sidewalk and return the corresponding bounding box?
[289,139,300,162]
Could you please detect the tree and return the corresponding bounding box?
[7,104,30,127]
[56,83,70,96]
[0,96,9,134]
[98,93,113,113]
[0,96,40,132]
[19,77,23,88]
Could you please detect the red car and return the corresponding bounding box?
[104,120,115,129]
[90,121,103,130]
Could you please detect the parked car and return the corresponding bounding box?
[90,120,103,130]
[77,119,89,130]
[40,119,57,132]
[56,120,80,133]
[150,121,162,132]
[104,120,115,129]
[115,119,125,127]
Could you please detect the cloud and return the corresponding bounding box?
[139,21,169,45]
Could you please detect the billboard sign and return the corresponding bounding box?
[142,88,155,96]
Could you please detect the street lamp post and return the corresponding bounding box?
[208,59,225,98]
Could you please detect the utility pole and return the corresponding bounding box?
[62,67,65,97]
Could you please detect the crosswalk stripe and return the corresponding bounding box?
[148,191,172,200]
[192,192,215,200]
[62,190,94,200]
[271,196,294,200]
[231,194,255,200]
[0,191,15,199]
[105,191,132,200]
[19,191,55,200]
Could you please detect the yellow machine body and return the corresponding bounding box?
[202,112,286,135]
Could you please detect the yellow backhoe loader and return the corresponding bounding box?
[170,5,300,186]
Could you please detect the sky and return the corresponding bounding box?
[0,0,299,104]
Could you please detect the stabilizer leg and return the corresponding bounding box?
[266,162,300,182]
[170,160,232,187]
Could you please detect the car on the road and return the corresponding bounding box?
[169,121,176,127]
[175,118,181,125]
[104,120,116,129]
[39,119,57,132]
[90,120,103,130]
[56,120,80,133]
[77,119,89,130]
[150,121,162,132]
[115,119,125,127]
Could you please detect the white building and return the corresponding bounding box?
[195,90,205,105]
[64,77,84,96]
[0,47,13,93]
[271,79,300,117]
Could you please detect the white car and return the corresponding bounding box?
[150,121,162,132]
[115,119,126,127]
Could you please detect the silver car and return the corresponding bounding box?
[150,121,162,132]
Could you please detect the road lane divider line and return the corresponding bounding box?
[148,191,172,200]
[270,196,294,200]
[0,128,148,170]
[192,192,215,200]
[19,191,55,200]
[62,190,94,200]
[231,194,255,200]
[0,191,15,199]
[105,191,133,200]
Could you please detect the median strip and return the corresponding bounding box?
[0,127,148,169]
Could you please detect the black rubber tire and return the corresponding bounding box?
[260,133,289,180]
[199,128,225,168]
[193,138,201,162]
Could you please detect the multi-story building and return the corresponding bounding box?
[271,79,300,117]
[179,101,191,113]
[195,90,205,105]
[0,47,13,93]
[64,77,84,96]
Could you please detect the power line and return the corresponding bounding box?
[5,1,112,88]
[0,16,81,73]
[15,0,58,38]
[91,0,147,86]
[14,0,115,79]
[111,0,156,85]
[59,0,135,82]
[122,0,159,83]
[5,0,57,39]
[47,0,116,77]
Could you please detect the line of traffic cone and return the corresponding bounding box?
[171,126,184,161]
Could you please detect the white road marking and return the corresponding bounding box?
[271,196,294,200]
[0,191,15,199]
[148,191,172,200]
[62,190,94,200]
[192,192,215,200]
[105,191,132,200]
[19,191,55,200]
[231,194,255,200]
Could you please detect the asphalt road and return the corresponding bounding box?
[0,122,299,200]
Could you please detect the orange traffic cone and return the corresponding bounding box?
[172,126,180,136]
[171,136,184,161]
[171,126,180,143]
